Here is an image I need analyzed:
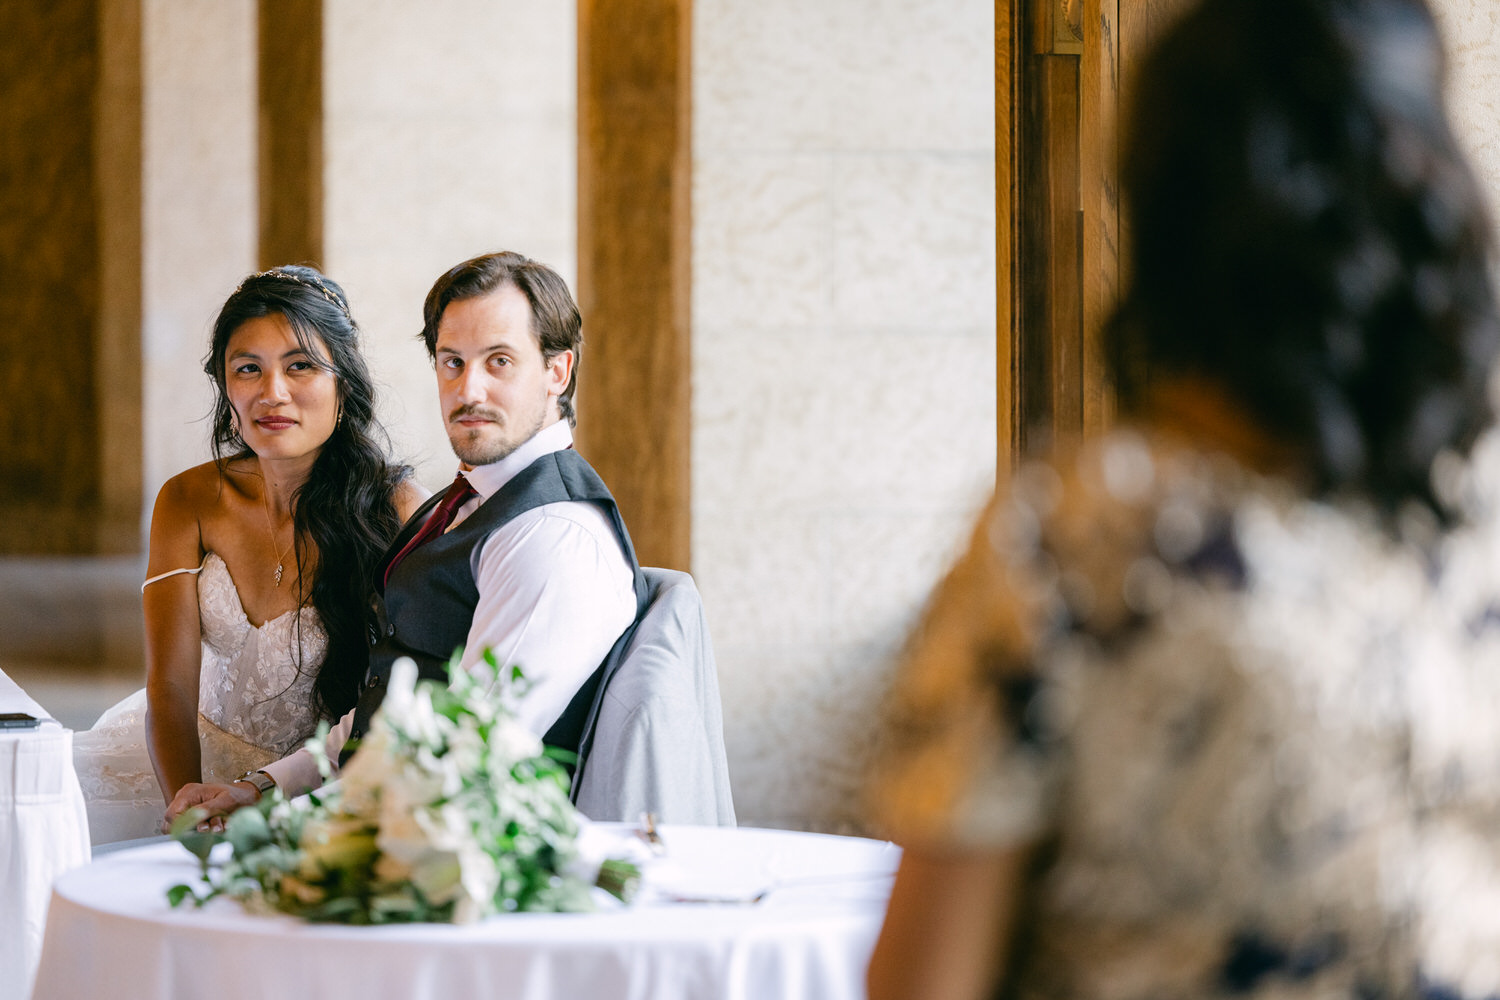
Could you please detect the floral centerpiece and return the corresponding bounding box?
[168,653,638,923]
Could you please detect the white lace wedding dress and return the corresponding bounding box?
[73,552,327,844]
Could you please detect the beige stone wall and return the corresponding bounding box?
[321,0,578,490]
[1433,2,1500,212]
[692,0,997,830]
[140,0,257,518]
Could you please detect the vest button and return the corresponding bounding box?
[386,624,396,637]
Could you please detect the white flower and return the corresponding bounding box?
[455,840,500,916]
[337,726,390,812]
[408,849,463,904]
[374,795,428,864]
[416,802,471,854]
[378,657,420,723]
[489,716,543,763]
[450,895,482,925]
[390,684,446,748]
[387,750,446,805]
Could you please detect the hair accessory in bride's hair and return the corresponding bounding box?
[238,268,352,321]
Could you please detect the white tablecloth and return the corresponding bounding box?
[0,668,90,1000]
[32,824,897,1000]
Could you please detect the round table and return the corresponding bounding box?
[31,824,897,1000]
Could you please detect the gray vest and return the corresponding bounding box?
[345,449,646,762]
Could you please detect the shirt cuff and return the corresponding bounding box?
[260,708,355,796]
[260,748,322,797]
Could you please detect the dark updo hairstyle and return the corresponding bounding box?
[1111,0,1499,523]
[205,265,410,722]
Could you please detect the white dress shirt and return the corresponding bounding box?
[263,419,636,794]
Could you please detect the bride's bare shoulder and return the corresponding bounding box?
[393,476,432,521]
[154,458,258,518]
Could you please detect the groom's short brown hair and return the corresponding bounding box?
[419,251,583,426]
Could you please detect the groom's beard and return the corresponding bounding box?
[446,402,546,467]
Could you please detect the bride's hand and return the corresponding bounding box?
[162,781,260,833]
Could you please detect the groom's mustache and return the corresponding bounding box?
[448,404,502,425]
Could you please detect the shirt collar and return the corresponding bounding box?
[458,419,573,501]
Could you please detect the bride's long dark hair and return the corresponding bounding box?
[205,265,410,721]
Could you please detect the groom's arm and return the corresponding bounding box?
[259,708,357,795]
[162,710,356,828]
[457,503,635,736]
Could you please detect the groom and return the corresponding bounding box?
[166,251,643,825]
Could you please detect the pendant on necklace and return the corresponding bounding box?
[274,563,284,587]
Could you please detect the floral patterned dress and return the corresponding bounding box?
[74,552,326,844]
[869,427,1500,999]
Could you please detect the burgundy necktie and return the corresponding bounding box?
[383,474,479,585]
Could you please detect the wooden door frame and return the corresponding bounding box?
[1004,0,1119,469]
[997,0,1021,474]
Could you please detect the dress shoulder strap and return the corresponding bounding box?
[140,565,203,593]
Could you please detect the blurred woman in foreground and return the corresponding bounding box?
[867,0,1500,996]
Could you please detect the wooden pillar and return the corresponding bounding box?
[257,0,323,269]
[575,0,692,571]
[0,0,112,554]
[997,0,1022,474]
[97,0,145,553]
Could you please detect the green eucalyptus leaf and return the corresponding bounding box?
[169,807,219,869]
[540,745,578,767]
[225,803,272,855]
[595,859,641,903]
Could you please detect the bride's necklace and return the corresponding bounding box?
[258,481,294,587]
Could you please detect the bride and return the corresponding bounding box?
[74,266,426,844]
